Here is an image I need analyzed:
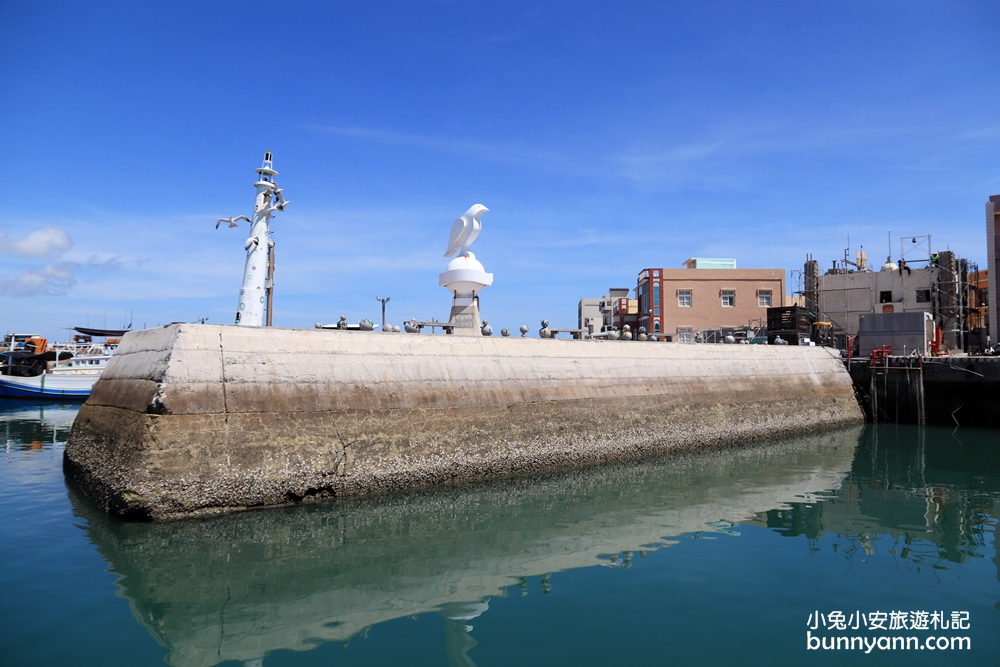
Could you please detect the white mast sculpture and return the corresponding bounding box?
[217,151,290,326]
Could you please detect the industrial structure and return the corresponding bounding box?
[802,236,985,353]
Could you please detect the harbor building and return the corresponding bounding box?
[577,298,602,335]
[607,289,639,331]
[804,241,982,353]
[987,195,999,345]
[968,268,989,342]
[635,259,786,341]
[577,288,635,334]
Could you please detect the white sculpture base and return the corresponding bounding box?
[448,296,481,336]
[440,253,492,337]
[438,254,493,295]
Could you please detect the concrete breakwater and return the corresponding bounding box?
[64,324,864,520]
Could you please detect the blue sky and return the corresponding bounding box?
[2,1,998,339]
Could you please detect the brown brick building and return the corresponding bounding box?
[636,259,786,342]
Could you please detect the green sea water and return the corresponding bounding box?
[1,400,998,666]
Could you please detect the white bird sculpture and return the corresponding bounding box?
[269,186,291,210]
[216,215,250,229]
[259,195,291,216]
[444,204,488,258]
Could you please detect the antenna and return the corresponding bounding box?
[899,234,932,265]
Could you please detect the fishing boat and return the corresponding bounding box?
[0,331,117,400]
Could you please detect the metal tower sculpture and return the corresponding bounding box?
[217,151,290,326]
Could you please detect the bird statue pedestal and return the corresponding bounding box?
[439,253,493,336]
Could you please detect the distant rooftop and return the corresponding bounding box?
[683,258,737,269]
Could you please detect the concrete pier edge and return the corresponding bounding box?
[64,324,864,520]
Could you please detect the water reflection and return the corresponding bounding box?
[71,428,861,667]
[0,400,77,451]
[756,426,1000,573]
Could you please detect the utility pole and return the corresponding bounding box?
[376,296,390,331]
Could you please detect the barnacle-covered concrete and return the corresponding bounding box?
[64,323,863,520]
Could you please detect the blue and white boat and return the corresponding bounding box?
[0,332,116,400]
[0,363,107,399]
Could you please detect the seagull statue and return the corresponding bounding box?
[216,215,250,229]
[444,204,488,258]
[270,186,291,211]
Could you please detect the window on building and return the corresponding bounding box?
[653,282,660,307]
[879,291,893,304]
[678,290,692,307]
[915,289,931,303]
[653,321,660,333]
[757,290,772,307]
[678,327,693,343]
[721,290,735,307]
[653,308,660,316]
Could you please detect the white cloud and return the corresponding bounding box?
[0,226,73,258]
[0,262,81,297]
[87,254,124,271]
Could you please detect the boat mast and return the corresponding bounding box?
[229,151,289,327]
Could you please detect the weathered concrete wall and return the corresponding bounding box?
[64,324,863,519]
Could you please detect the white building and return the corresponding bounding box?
[577,298,603,335]
[578,288,632,334]
[806,248,967,351]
